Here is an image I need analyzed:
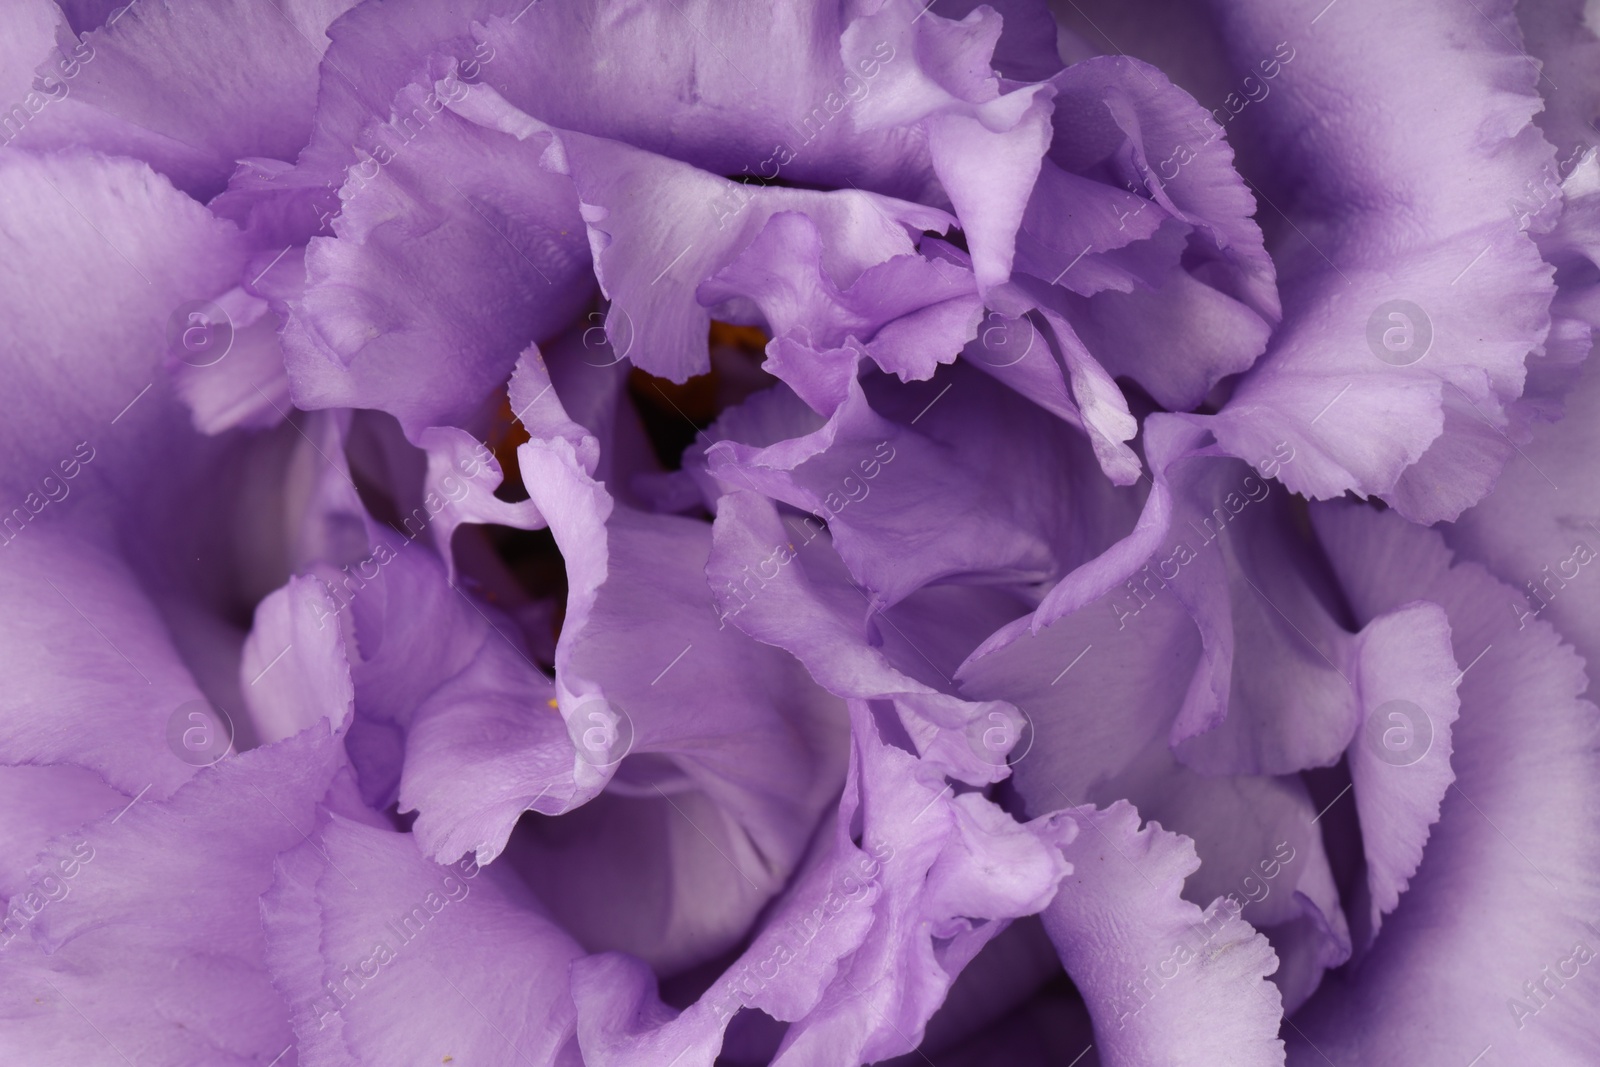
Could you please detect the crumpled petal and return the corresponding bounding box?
[515,442,849,949]
[1290,503,1600,1064]
[1517,0,1600,166]
[569,701,1068,1066]
[283,80,593,437]
[697,212,982,413]
[332,530,564,835]
[1039,801,1286,1067]
[395,601,569,866]
[1203,0,1558,522]
[708,377,1046,610]
[0,724,343,1066]
[708,486,1027,786]
[1013,160,1175,299]
[958,563,1352,1009]
[13,0,356,199]
[473,0,939,198]
[845,0,1056,290]
[360,413,849,976]
[1038,55,1279,411]
[263,810,585,1066]
[451,81,954,384]
[706,363,1134,616]
[1045,55,1278,320]
[1002,414,1459,788]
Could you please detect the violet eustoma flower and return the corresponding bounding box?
[2,0,1600,1064]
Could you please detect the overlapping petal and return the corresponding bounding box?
[1040,801,1286,1067]
[1203,0,1559,522]
[264,812,585,1066]
[1290,504,1600,1064]
[0,725,343,1066]
[11,0,355,199]
[4,0,1599,1064]
[282,83,593,436]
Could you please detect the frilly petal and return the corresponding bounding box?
[846,0,1057,289]
[1046,56,1278,322]
[959,572,1352,1007]
[0,725,342,1066]
[263,813,585,1066]
[696,211,981,412]
[570,702,1067,1066]
[707,363,1134,615]
[1342,602,1460,944]
[1291,503,1600,1063]
[13,0,354,198]
[450,81,954,383]
[283,83,592,436]
[473,0,936,196]
[1204,0,1558,521]
[383,434,848,970]
[1518,0,1600,165]
[708,487,1026,786]
[1040,801,1286,1067]
[1033,54,1280,411]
